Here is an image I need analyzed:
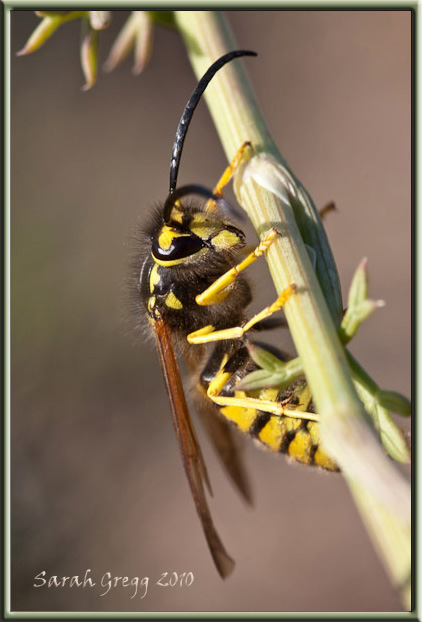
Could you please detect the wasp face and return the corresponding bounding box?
[138,201,251,342]
[151,205,246,268]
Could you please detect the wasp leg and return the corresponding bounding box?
[196,227,280,308]
[188,284,295,344]
[206,367,319,423]
[205,141,251,213]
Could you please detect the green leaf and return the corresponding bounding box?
[238,369,283,391]
[17,12,86,56]
[247,343,284,372]
[80,20,98,91]
[350,353,411,463]
[377,406,411,463]
[339,258,385,344]
[377,390,411,416]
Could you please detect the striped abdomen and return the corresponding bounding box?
[219,384,338,472]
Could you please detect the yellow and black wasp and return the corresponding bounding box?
[134,50,337,578]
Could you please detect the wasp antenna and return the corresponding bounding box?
[169,50,257,194]
[163,184,235,223]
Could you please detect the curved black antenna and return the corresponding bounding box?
[163,184,236,224]
[169,50,257,195]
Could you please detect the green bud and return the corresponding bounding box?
[89,11,111,31]
[339,258,385,344]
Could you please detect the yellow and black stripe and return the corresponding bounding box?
[199,345,338,471]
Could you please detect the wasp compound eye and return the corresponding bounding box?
[152,232,205,262]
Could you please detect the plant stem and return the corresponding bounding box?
[174,10,411,608]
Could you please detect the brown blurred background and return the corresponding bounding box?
[11,10,411,613]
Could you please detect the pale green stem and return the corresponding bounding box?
[174,10,411,608]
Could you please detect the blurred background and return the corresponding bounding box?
[11,10,411,613]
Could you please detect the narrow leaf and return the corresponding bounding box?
[377,390,412,416]
[80,22,98,90]
[17,16,63,56]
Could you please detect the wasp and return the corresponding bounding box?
[134,50,337,578]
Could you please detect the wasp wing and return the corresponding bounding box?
[154,316,235,578]
[193,396,253,505]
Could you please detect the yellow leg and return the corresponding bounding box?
[196,227,279,307]
[188,284,295,344]
[211,394,319,421]
[205,141,251,213]
[206,368,319,422]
